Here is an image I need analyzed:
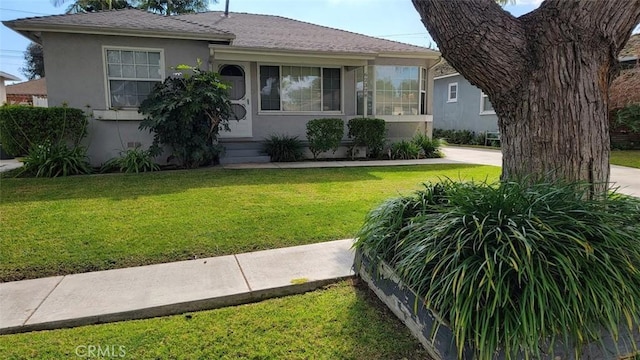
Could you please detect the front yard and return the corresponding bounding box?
[0,164,499,281]
[0,280,431,359]
[610,150,640,168]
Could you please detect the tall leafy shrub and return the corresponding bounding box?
[0,105,87,156]
[412,133,441,158]
[355,180,640,359]
[19,140,91,177]
[139,63,232,168]
[305,118,344,159]
[347,117,386,158]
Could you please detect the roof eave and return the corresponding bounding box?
[4,22,235,43]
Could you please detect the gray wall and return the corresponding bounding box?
[42,31,435,165]
[433,74,498,134]
[42,32,210,165]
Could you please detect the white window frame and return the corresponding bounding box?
[447,82,458,102]
[480,91,496,115]
[257,64,344,115]
[102,46,165,110]
[419,67,427,115]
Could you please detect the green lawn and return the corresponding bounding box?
[0,281,431,359]
[610,150,640,168]
[0,164,499,281]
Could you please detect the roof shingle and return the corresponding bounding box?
[6,78,47,96]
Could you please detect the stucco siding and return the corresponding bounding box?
[433,75,498,134]
[42,32,210,165]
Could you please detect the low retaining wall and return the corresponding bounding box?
[355,249,640,360]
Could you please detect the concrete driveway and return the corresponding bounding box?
[441,147,640,197]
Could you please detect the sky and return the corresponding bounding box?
[0,0,546,83]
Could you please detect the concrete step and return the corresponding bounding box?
[223,149,267,158]
[220,155,271,165]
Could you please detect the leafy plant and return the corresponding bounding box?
[306,118,344,159]
[347,117,386,158]
[101,146,160,173]
[139,62,233,169]
[263,134,304,162]
[0,105,87,156]
[614,104,640,133]
[19,141,91,177]
[355,180,640,359]
[389,140,420,160]
[411,133,441,158]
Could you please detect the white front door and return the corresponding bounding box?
[219,63,252,138]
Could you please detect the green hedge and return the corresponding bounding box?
[306,118,344,159]
[0,105,88,156]
[347,117,386,158]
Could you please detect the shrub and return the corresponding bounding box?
[19,141,91,177]
[411,133,441,158]
[0,105,88,156]
[614,104,640,133]
[139,62,232,169]
[263,134,304,162]
[389,140,420,160]
[305,118,344,159]
[347,117,386,158]
[355,180,640,359]
[101,146,160,173]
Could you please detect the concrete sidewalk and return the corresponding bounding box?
[0,239,355,335]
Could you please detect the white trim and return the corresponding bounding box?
[102,45,165,109]
[376,114,433,123]
[480,91,496,115]
[447,82,458,103]
[434,72,460,80]
[257,63,344,114]
[211,46,372,66]
[93,109,145,120]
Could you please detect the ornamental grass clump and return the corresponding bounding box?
[354,180,640,359]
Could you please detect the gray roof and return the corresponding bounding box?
[3,9,233,42]
[3,9,438,57]
[177,12,437,55]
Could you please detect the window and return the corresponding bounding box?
[447,83,458,102]
[480,92,495,114]
[105,48,163,108]
[374,66,420,116]
[420,68,428,115]
[259,65,342,112]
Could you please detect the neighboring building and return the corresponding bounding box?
[433,33,640,135]
[3,9,441,165]
[6,78,48,106]
[0,71,21,105]
[432,61,497,134]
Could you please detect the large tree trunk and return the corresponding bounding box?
[413,0,640,196]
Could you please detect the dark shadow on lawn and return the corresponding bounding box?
[0,164,491,204]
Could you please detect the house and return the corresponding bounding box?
[3,9,441,165]
[433,33,640,136]
[0,71,21,105]
[6,78,48,106]
[432,61,497,135]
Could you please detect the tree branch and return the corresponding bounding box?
[412,0,528,98]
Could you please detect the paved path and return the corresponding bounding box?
[2,146,638,335]
[0,158,22,173]
[0,240,354,335]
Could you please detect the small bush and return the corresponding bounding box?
[355,180,640,359]
[411,133,441,158]
[306,118,344,159]
[263,134,304,162]
[0,105,88,156]
[347,117,386,158]
[101,146,160,173]
[389,140,420,160]
[19,141,91,177]
[614,104,640,133]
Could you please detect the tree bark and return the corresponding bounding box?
[413,0,640,196]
